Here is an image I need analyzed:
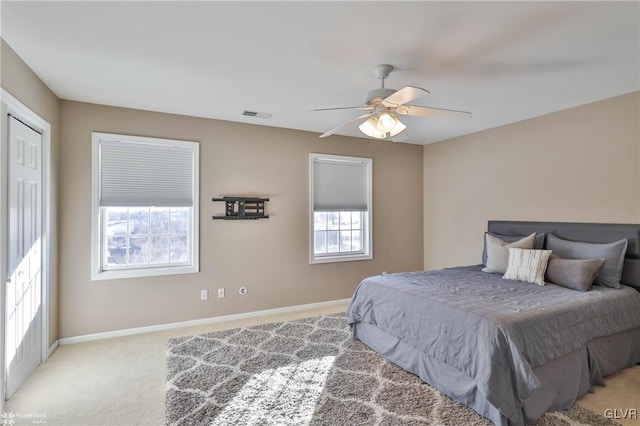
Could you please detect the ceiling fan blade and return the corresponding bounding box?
[396,105,472,121]
[319,112,373,138]
[382,86,430,107]
[311,106,373,112]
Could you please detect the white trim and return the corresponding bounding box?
[47,340,59,358]
[92,262,198,281]
[91,132,200,281]
[1,89,52,405]
[310,251,372,264]
[309,153,373,264]
[0,97,7,412]
[59,298,350,345]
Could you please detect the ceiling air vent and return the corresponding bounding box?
[242,110,273,119]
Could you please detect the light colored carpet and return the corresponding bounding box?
[5,302,640,425]
[166,313,622,426]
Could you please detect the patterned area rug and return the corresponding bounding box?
[166,314,618,425]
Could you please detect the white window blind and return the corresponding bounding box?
[99,139,195,207]
[312,157,369,211]
[92,132,199,280]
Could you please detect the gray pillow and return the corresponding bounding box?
[482,233,536,274]
[482,232,545,266]
[546,234,628,289]
[545,254,605,292]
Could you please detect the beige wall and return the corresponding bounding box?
[58,101,423,338]
[1,39,60,346]
[8,30,636,339]
[423,91,640,270]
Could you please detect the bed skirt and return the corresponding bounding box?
[352,322,640,426]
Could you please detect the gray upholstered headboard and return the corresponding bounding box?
[488,221,640,291]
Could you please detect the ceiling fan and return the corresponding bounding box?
[312,64,471,142]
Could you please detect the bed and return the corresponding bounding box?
[346,221,640,426]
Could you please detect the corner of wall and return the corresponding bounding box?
[422,92,640,269]
[1,36,61,345]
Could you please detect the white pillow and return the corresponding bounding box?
[482,233,536,274]
[503,248,552,286]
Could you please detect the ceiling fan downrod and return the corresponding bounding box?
[364,64,397,105]
[374,64,394,89]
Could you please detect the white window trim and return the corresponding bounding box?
[91,133,199,280]
[309,153,373,264]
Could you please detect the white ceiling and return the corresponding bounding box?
[2,1,639,145]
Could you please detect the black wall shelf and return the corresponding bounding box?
[212,197,269,220]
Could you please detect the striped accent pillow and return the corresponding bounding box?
[503,248,553,286]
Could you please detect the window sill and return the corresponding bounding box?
[91,264,198,281]
[310,253,372,265]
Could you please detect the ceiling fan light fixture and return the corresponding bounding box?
[389,116,406,136]
[358,113,406,139]
[376,112,396,132]
[358,116,387,139]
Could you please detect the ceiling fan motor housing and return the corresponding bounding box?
[365,88,396,105]
[374,64,394,79]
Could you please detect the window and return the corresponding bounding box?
[91,133,199,280]
[309,153,372,264]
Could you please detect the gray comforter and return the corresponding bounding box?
[346,265,640,423]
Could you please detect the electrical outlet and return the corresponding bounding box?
[217,288,225,299]
[200,290,208,301]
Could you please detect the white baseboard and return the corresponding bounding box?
[47,340,59,358]
[58,298,350,345]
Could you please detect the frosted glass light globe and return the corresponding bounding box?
[376,112,395,132]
